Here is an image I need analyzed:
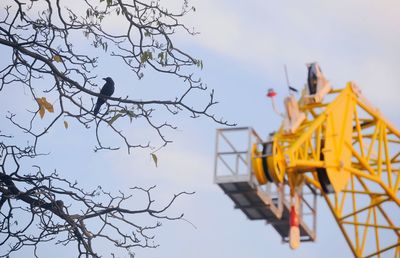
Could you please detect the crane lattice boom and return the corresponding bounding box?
[215,80,399,258]
[266,82,399,258]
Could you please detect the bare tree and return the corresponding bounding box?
[0,158,193,257]
[0,0,232,257]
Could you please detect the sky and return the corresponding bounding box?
[1,0,400,258]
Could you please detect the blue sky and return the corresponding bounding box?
[1,0,399,257]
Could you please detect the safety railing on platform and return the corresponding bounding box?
[214,127,317,242]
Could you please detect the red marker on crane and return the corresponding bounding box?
[266,88,284,117]
[289,193,301,249]
[267,88,277,98]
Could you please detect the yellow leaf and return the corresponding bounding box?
[53,55,62,63]
[41,97,54,113]
[64,121,69,129]
[39,106,45,118]
[36,98,45,118]
[36,97,54,119]
[36,97,43,105]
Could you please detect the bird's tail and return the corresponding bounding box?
[93,100,103,115]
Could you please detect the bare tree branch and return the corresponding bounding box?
[0,0,233,257]
[0,0,234,152]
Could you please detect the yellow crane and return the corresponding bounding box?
[214,64,399,258]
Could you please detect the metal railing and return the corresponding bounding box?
[214,127,262,184]
[214,126,318,242]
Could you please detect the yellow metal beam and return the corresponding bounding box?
[262,83,400,258]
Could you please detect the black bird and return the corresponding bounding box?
[94,77,115,115]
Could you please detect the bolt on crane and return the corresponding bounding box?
[214,63,399,258]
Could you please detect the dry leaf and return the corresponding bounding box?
[39,106,45,118]
[36,98,45,118]
[151,153,158,167]
[53,55,62,63]
[64,121,69,129]
[36,97,54,118]
[36,97,43,105]
[41,97,54,113]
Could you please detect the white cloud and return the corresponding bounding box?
[182,0,400,122]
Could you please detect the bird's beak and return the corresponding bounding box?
[102,77,106,81]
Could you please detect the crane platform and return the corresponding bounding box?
[214,127,317,242]
[217,181,281,221]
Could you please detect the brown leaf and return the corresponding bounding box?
[36,97,43,105]
[53,55,62,63]
[36,97,54,118]
[64,121,69,129]
[36,98,45,118]
[39,106,45,118]
[41,97,54,113]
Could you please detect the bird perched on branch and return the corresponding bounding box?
[94,77,115,115]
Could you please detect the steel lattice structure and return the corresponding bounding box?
[215,82,399,258]
[264,83,399,257]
